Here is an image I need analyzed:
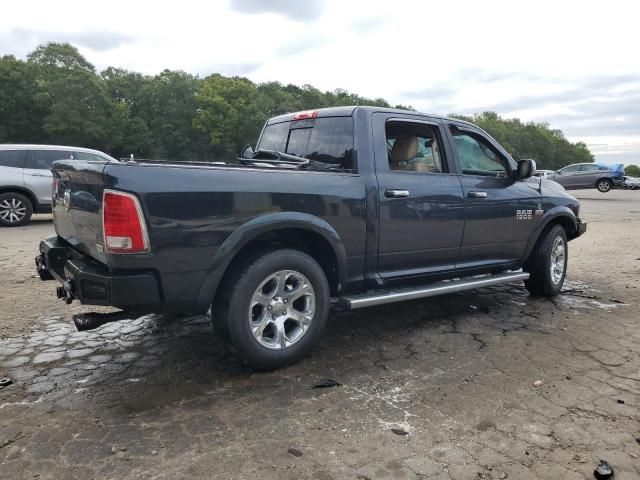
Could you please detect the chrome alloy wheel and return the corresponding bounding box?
[598,180,611,192]
[550,236,566,285]
[0,197,27,224]
[248,270,315,350]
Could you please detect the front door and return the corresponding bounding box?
[373,114,465,281]
[446,124,543,269]
[555,164,582,188]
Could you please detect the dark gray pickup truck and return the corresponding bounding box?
[37,106,587,369]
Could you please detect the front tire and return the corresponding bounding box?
[524,225,568,296]
[596,179,613,193]
[213,249,330,370]
[0,192,33,227]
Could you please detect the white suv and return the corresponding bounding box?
[0,144,118,226]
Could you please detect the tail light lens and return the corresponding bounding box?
[102,190,150,254]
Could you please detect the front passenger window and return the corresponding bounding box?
[450,128,508,177]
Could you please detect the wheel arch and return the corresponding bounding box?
[521,207,577,265]
[194,212,348,313]
[0,186,38,210]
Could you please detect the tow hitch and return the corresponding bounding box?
[72,311,133,331]
[56,280,75,304]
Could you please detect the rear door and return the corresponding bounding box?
[24,149,72,206]
[577,164,600,187]
[373,113,465,281]
[446,123,542,269]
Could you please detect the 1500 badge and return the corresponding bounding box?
[517,203,544,220]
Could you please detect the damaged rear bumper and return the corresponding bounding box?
[36,236,161,312]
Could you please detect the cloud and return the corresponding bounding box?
[275,34,330,57]
[481,74,640,113]
[1,27,135,54]
[350,17,386,32]
[229,0,324,22]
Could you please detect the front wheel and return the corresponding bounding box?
[524,225,568,296]
[213,249,330,370]
[596,179,613,193]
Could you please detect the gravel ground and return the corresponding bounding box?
[0,189,639,479]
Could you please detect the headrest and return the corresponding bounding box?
[389,136,418,164]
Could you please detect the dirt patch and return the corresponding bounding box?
[1,190,639,479]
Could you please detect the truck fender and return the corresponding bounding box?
[194,212,349,313]
[521,206,577,264]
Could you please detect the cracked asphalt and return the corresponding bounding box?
[1,189,639,479]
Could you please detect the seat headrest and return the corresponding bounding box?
[389,136,419,164]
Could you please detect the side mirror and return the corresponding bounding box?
[240,144,254,159]
[517,159,536,180]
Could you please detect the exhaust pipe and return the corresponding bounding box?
[72,311,133,331]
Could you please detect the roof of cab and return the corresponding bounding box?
[266,105,477,128]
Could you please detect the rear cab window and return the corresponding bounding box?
[257,116,356,172]
[0,150,26,168]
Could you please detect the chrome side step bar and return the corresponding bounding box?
[340,271,529,310]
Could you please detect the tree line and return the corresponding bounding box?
[1,42,594,168]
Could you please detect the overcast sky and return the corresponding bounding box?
[2,0,639,164]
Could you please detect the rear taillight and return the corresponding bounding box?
[102,190,150,254]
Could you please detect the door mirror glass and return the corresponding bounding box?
[240,144,254,159]
[517,159,536,180]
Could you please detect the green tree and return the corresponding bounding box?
[42,69,112,147]
[193,74,264,159]
[138,69,201,160]
[0,55,48,142]
[625,164,640,177]
[27,42,95,72]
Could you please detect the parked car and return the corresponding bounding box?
[622,176,640,190]
[547,163,624,193]
[0,145,118,226]
[36,106,587,369]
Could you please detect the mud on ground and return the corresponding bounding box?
[1,190,639,479]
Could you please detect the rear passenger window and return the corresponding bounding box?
[26,150,72,170]
[258,117,355,172]
[450,128,509,177]
[0,150,26,168]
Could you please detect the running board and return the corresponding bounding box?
[340,271,529,310]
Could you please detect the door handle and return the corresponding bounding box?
[467,191,487,198]
[30,172,50,177]
[385,189,410,198]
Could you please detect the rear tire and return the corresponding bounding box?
[0,192,33,227]
[212,249,330,370]
[596,178,613,193]
[524,224,568,296]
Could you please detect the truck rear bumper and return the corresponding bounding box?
[36,236,161,312]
